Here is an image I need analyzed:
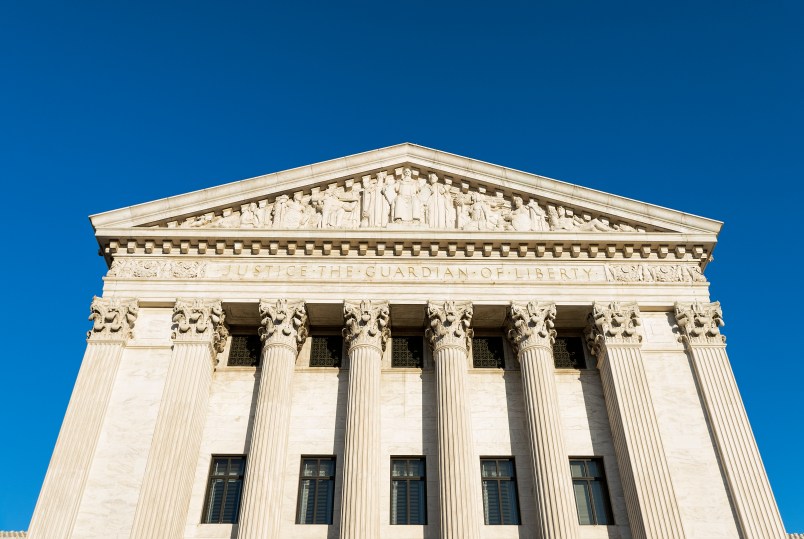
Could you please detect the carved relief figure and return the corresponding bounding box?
[385,168,422,224]
[239,203,261,228]
[314,185,360,228]
[361,172,390,227]
[273,193,312,229]
[419,173,455,228]
[509,196,549,232]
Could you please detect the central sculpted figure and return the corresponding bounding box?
[385,167,422,223]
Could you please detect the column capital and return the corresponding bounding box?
[505,301,556,356]
[258,299,309,353]
[426,300,473,353]
[87,296,138,342]
[172,299,228,355]
[585,301,642,356]
[343,300,390,354]
[675,301,726,346]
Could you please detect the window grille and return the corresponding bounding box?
[202,456,245,524]
[480,458,521,525]
[554,337,586,369]
[227,335,262,367]
[390,458,427,524]
[309,336,342,367]
[472,337,505,369]
[570,458,613,525]
[392,337,424,368]
[296,457,336,524]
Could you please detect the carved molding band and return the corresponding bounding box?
[108,259,206,279]
[343,300,390,353]
[506,301,556,355]
[258,299,309,352]
[675,301,726,346]
[172,299,228,355]
[87,296,138,342]
[606,264,706,283]
[585,301,643,356]
[425,301,474,353]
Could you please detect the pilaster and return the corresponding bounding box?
[426,300,481,539]
[28,297,137,539]
[130,299,227,539]
[339,300,389,539]
[585,301,686,539]
[506,301,579,539]
[238,299,308,539]
[676,302,786,539]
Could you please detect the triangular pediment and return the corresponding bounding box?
[90,143,721,236]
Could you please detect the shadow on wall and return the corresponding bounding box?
[502,369,534,539]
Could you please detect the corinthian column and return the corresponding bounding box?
[339,300,389,539]
[506,301,579,539]
[675,302,786,539]
[238,299,308,539]
[426,301,481,539]
[585,302,686,539]
[28,297,137,539]
[130,299,227,539]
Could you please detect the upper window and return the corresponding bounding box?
[296,456,336,524]
[202,456,245,524]
[570,458,613,525]
[480,458,521,525]
[392,336,424,368]
[472,337,505,369]
[309,336,343,367]
[554,336,586,369]
[227,334,262,367]
[390,457,427,525]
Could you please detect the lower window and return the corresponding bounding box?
[480,458,521,525]
[570,458,613,525]
[390,457,427,524]
[202,456,245,524]
[297,456,336,524]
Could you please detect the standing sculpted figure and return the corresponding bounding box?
[361,171,390,227]
[419,172,455,228]
[385,167,422,224]
[239,202,261,228]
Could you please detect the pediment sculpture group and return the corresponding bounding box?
[172,168,644,233]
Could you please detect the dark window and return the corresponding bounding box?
[296,457,336,524]
[554,337,586,369]
[391,457,427,525]
[473,337,505,368]
[309,336,342,367]
[228,334,262,367]
[570,458,613,525]
[392,337,424,368]
[202,456,245,524]
[480,458,520,525]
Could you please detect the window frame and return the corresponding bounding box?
[553,333,589,370]
[308,333,344,368]
[390,335,426,369]
[471,335,507,369]
[479,457,522,525]
[389,456,428,525]
[201,455,246,524]
[295,455,337,525]
[226,329,263,367]
[569,456,614,525]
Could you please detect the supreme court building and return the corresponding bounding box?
[28,144,789,538]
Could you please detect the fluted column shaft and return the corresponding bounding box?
[238,299,308,539]
[676,302,786,539]
[587,302,686,539]
[507,301,579,539]
[427,301,481,539]
[339,300,388,539]
[131,299,226,539]
[28,297,138,539]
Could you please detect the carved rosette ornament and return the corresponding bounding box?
[425,300,474,353]
[87,296,138,341]
[258,299,309,353]
[171,299,228,355]
[505,301,557,355]
[675,302,726,345]
[343,300,390,353]
[585,301,642,356]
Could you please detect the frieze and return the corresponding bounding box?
[605,263,705,283]
[161,167,652,233]
[108,259,207,279]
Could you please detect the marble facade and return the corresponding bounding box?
[27,144,788,538]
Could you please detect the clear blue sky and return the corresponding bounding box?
[2,0,802,532]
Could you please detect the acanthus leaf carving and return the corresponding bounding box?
[172,299,228,356]
[675,301,726,345]
[505,301,557,356]
[425,300,474,353]
[258,299,308,353]
[585,301,643,356]
[342,300,390,353]
[87,296,138,341]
